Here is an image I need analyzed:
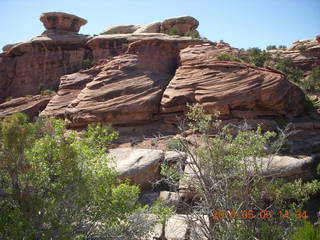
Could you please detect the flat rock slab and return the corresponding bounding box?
[0,94,53,118]
[108,148,164,189]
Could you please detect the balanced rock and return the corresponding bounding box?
[161,16,199,35]
[40,12,87,33]
[316,34,320,44]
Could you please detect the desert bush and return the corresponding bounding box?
[243,47,271,67]
[161,105,320,240]
[40,89,55,95]
[184,30,200,39]
[81,59,94,70]
[0,113,156,239]
[298,44,307,52]
[271,57,304,84]
[278,45,287,50]
[266,45,277,50]
[166,138,185,151]
[291,221,320,240]
[303,67,320,92]
[214,52,241,62]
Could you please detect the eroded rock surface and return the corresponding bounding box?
[161,44,306,118]
[108,148,164,189]
[269,38,320,72]
[40,12,87,34]
[0,94,54,118]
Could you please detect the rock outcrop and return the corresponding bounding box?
[40,12,87,34]
[101,16,199,36]
[161,44,305,118]
[268,38,320,72]
[108,148,164,189]
[161,16,199,35]
[0,12,90,102]
[0,94,54,119]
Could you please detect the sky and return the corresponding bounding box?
[0,0,319,50]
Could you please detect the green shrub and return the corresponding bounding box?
[278,45,287,50]
[5,96,12,102]
[272,58,304,84]
[167,26,179,35]
[40,89,55,95]
[291,221,320,240]
[0,113,154,239]
[298,44,307,52]
[304,94,319,111]
[266,45,277,50]
[303,67,320,92]
[184,30,200,39]
[243,47,272,67]
[166,138,184,151]
[81,59,94,70]
[214,52,241,62]
[161,105,320,240]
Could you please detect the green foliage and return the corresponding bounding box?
[161,105,320,240]
[272,57,304,84]
[304,94,319,111]
[0,113,151,239]
[40,89,55,95]
[278,45,287,50]
[303,67,320,92]
[184,30,200,39]
[291,221,320,240]
[151,200,175,226]
[5,96,12,102]
[266,45,277,50]
[214,52,241,62]
[166,138,185,151]
[297,44,307,52]
[244,47,272,67]
[81,59,94,70]
[166,26,179,35]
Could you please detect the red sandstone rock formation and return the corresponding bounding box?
[161,44,305,118]
[0,94,54,118]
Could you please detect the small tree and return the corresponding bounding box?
[0,113,155,239]
[161,105,320,240]
[244,47,271,67]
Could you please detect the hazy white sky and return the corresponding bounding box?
[0,0,319,50]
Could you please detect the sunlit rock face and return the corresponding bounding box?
[40,12,87,34]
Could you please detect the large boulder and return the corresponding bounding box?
[269,38,320,72]
[108,148,164,189]
[102,25,140,34]
[179,154,320,200]
[134,22,161,34]
[40,12,87,34]
[161,16,199,35]
[161,44,306,118]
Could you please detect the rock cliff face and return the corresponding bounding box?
[39,41,306,127]
[0,13,203,103]
[269,38,320,72]
[161,44,305,118]
[0,12,311,126]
